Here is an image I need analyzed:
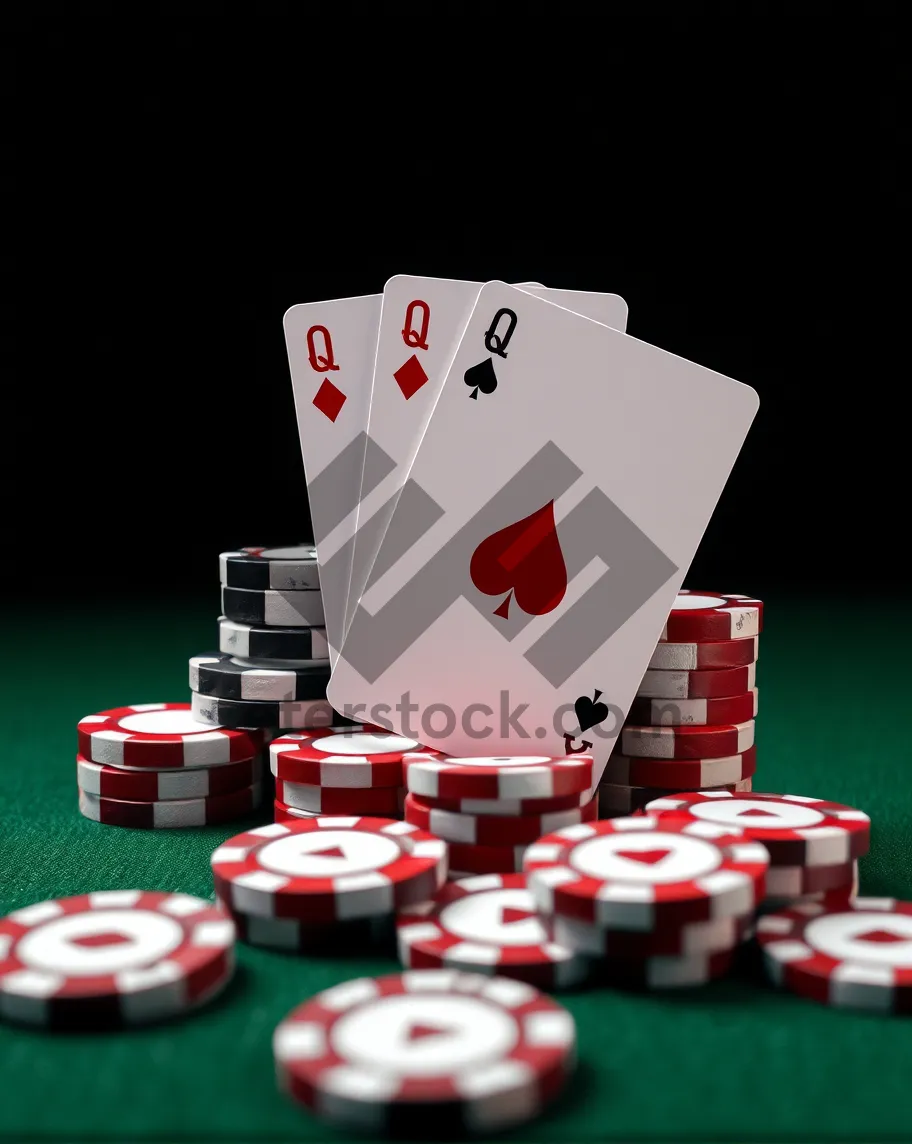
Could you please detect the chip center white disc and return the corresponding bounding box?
[684,799,825,832]
[259,831,402,877]
[117,709,215,735]
[440,889,546,947]
[312,733,419,756]
[571,832,722,884]
[17,910,183,975]
[332,994,518,1075]
[804,911,912,966]
[673,594,728,610]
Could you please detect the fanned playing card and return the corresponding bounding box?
[284,295,381,665]
[341,276,628,642]
[328,282,758,783]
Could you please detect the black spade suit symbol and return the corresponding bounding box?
[574,690,609,733]
[464,358,499,400]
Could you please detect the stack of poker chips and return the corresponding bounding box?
[402,752,599,877]
[189,546,334,732]
[598,591,762,816]
[211,815,448,954]
[269,726,424,822]
[524,815,770,988]
[643,791,868,907]
[395,789,873,994]
[76,703,265,828]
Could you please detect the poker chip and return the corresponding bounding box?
[79,783,262,828]
[76,753,263,801]
[190,690,335,730]
[809,862,861,904]
[524,816,769,929]
[397,874,589,989]
[756,898,912,1012]
[404,753,593,801]
[270,728,424,788]
[273,970,576,1133]
[403,792,599,846]
[590,947,737,989]
[549,909,754,959]
[626,689,758,727]
[211,818,448,922]
[636,663,756,700]
[276,781,404,817]
[189,652,330,702]
[619,720,755,759]
[413,790,596,817]
[0,891,235,1028]
[597,778,753,815]
[221,584,324,627]
[601,745,757,790]
[648,636,759,671]
[765,860,859,900]
[446,841,529,875]
[660,592,763,641]
[228,907,392,953]
[274,801,321,823]
[77,703,262,769]
[219,616,330,661]
[220,545,320,590]
[645,791,871,866]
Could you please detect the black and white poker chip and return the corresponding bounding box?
[218,617,330,662]
[221,585,325,628]
[189,652,331,702]
[219,546,320,591]
[190,690,336,731]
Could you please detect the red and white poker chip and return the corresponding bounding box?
[275,780,404,817]
[445,841,530,876]
[77,703,262,769]
[659,592,763,642]
[524,816,769,929]
[78,783,262,829]
[591,947,737,989]
[766,860,858,900]
[403,753,593,801]
[549,908,755,959]
[602,746,757,790]
[274,800,320,824]
[270,727,430,788]
[404,792,598,846]
[228,907,392,953]
[619,720,755,760]
[211,818,447,922]
[626,689,758,727]
[273,970,576,1132]
[397,874,588,989]
[0,891,235,1028]
[597,778,753,815]
[757,898,912,1012]
[76,754,263,802]
[414,790,594,817]
[645,791,871,866]
[648,636,759,672]
[636,663,756,700]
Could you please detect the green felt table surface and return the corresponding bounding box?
[2,595,911,1143]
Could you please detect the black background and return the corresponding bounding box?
[14,3,906,601]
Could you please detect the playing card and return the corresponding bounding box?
[328,282,758,782]
[283,295,381,665]
[341,276,628,641]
